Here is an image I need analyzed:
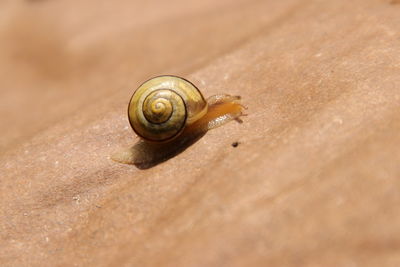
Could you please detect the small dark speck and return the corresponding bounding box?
[95,205,102,208]
[231,141,240,148]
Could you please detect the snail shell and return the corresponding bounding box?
[128,76,208,142]
[113,76,244,165]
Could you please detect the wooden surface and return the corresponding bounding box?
[1,0,400,266]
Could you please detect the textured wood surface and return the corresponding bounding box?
[1,0,400,266]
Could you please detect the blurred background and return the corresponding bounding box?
[0,0,277,154]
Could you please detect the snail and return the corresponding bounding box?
[112,75,245,167]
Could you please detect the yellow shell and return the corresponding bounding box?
[128,76,208,142]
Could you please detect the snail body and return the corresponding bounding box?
[113,75,244,166]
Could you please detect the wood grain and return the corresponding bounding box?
[1,0,400,266]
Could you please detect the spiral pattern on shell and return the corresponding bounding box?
[128,76,208,142]
[142,90,174,124]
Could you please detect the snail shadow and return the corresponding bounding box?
[132,130,207,169]
[111,123,208,169]
[111,96,245,169]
